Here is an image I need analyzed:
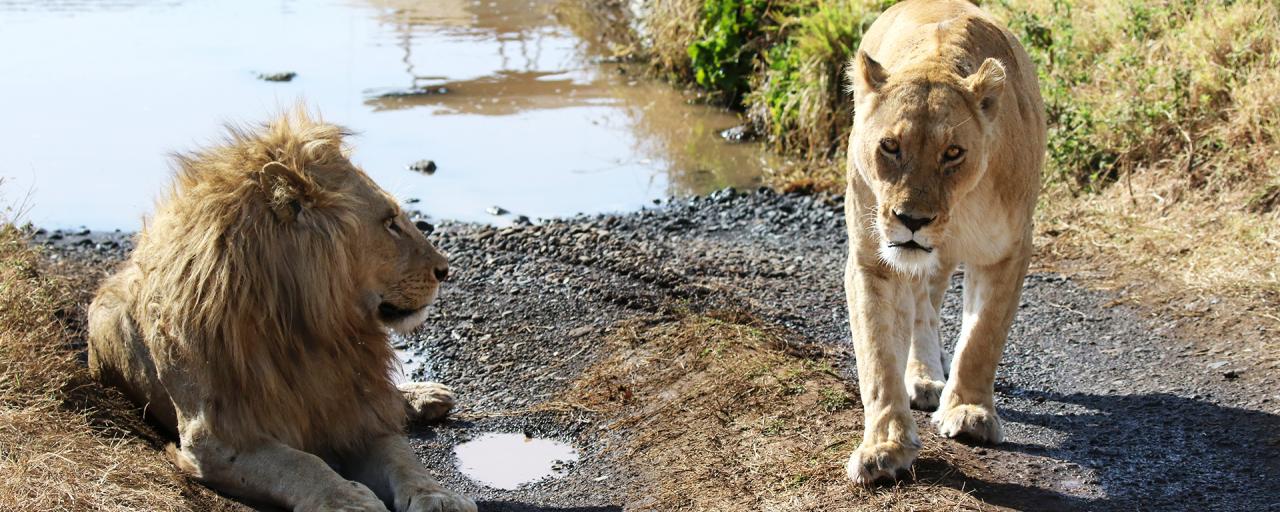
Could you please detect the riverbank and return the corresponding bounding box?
[16,190,1280,510]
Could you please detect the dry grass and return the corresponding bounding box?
[636,0,705,79]
[0,226,241,511]
[560,312,998,511]
[993,0,1280,352]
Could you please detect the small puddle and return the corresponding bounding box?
[453,433,579,490]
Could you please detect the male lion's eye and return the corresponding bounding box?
[879,138,900,155]
[385,217,403,237]
[943,145,965,161]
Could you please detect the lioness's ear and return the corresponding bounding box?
[848,51,889,99]
[965,57,1006,115]
[259,161,307,222]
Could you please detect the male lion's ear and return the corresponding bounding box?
[965,57,1006,115]
[848,51,889,99]
[259,161,307,223]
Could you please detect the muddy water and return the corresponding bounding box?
[453,432,579,489]
[0,0,781,229]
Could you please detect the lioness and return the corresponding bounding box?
[842,0,1045,484]
[87,110,477,511]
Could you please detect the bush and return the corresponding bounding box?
[747,0,883,158]
[687,0,773,103]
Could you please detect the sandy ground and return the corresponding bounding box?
[39,189,1280,511]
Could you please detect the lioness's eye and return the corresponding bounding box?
[943,145,965,161]
[879,138,900,155]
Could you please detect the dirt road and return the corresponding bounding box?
[43,190,1280,511]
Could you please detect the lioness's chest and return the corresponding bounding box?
[945,194,1022,266]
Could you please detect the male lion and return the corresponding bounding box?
[87,110,477,511]
[842,0,1045,484]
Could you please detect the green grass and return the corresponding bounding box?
[654,0,1279,200]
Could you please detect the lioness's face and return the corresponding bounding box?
[850,54,1005,275]
[348,173,450,335]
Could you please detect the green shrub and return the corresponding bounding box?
[748,0,884,157]
[687,0,772,102]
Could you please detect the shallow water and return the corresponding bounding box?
[0,0,780,229]
[453,432,579,489]
[393,346,430,385]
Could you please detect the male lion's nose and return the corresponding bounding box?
[433,265,449,282]
[893,211,935,232]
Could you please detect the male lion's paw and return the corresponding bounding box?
[400,382,456,423]
[845,439,920,486]
[403,487,477,512]
[307,480,387,511]
[907,377,945,411]
[932,403,1004,444]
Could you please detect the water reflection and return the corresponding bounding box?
[0,0,776,229]
[453,432,579,489]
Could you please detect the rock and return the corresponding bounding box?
[709,187,736,202]
[409,160,438,175]
[257,71,297,82]
[513,215,532,226]
[406,197,421,204]
[719,123,757,143]
[487,206,509,216]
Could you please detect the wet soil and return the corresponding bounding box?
[37,190,1280,511]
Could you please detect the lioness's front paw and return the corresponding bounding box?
[403,487,477,512]
[399,382,456,423]
[932,403,1004,444]
[845,439,920,486]
[306,480,387,511]
[907,377,945,411]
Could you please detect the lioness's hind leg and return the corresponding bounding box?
[906,261,955,411]
[399,382,456,423]
[87,270,177,432]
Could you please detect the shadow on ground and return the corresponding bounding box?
[927,390,1280,511]
[478,503,621,512]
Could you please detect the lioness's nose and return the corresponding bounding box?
[894,211,935,232]
[433,264,449,282]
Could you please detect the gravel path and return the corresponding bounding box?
[40,189,1280,511]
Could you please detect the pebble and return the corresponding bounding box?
[409,160,438,175]
[257,71,296,82]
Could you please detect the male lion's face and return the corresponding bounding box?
[347,173,450,335]
[850,53,1006,275]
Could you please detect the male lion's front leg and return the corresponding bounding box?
[399,382,456,423]
[844,261,920,485]
[932,250,1031,444]
[174,424,386,511]
[346,435,477,512]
